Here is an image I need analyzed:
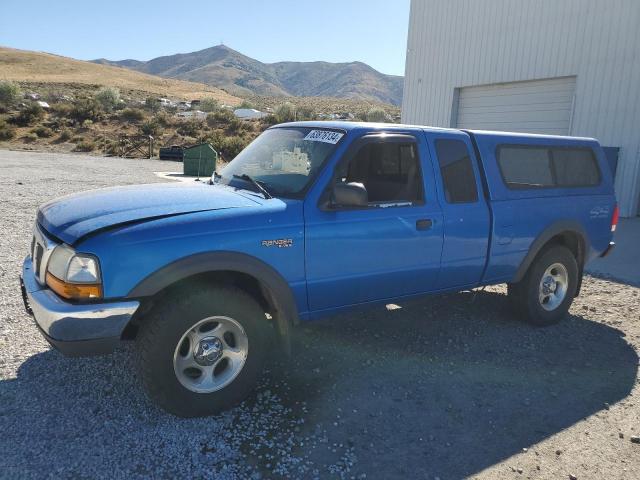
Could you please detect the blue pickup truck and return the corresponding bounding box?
[20,121,618,417]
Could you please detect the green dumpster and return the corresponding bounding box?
[183,143,218,177]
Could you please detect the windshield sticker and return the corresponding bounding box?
[304,130,344,144]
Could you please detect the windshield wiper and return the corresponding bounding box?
[232,174,273,199]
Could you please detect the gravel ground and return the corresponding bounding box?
[0,150,639,479]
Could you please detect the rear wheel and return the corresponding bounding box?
[137,286,272,417]
[508,245,578,326]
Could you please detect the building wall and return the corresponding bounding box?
[402,0,640,216]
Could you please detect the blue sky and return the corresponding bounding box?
[0,0,411,76]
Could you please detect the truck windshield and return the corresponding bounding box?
[217,127,344,197]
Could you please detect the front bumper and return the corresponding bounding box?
[20,256,140,357]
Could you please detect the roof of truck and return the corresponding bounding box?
[274,120,458,133]
[467,129,596,142]
[275,121,597,142]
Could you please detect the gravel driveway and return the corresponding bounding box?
[1,150,639,479]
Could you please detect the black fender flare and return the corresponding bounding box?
[127,251,299,351]
[512,220,589,284]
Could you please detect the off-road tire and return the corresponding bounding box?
[508,245,578,326]
[137,286,272,417]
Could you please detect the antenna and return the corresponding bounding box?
[195,139,202,182]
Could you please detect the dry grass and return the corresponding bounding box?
[0,47,241,104]
[247,95,401,120]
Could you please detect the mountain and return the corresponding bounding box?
[0,47,240,104]
[93,45,403,106]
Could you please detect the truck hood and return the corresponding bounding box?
[37,182,261,244]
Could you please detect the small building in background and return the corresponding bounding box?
[234,108,268,120]
[177,110,207,119]
[183,143,218,177]
[158,98,175,108]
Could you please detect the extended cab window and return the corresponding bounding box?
[552,148,601,186]
[435,139,478,203]
[337,141,423,204]
[497,145,600,189]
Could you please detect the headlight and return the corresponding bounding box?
[46,244,102,300]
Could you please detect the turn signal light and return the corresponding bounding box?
[46,272,102,300]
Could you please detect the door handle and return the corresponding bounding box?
[416,219,433,230]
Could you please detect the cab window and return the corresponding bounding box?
[336,141,423,205]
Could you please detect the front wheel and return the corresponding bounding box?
[137,286,272,417]
[508,245,578,326]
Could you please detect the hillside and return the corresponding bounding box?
[94,45,404,105]
[0,46,240,104]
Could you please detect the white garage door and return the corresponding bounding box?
[456,77,576,135]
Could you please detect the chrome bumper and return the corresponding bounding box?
[20,256,140,356]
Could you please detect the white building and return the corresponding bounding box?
[177,110,207,119]
[234,108,268,120]
[402,0,640,216]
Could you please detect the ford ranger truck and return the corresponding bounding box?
[20,122,617,417]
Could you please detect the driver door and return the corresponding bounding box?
[304,133,444,312]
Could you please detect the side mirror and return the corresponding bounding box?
[331,182,368,207]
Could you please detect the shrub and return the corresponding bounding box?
[74,140,96,152]
[207,109,235,126]
[205,130,226,153]
[23,132,38,142]
[57,129,72,142]
[203,131,249,161]
[140,118,161,136]
[70,98,102,122]
[366,107,388,123]
[226,117,244,133]
[94,87,120,112]
[45,116,67,130]
[82,119,94,128]
[120,108,145,123]
[223,136,248,159]
[275,102,296,123]
[103,139,118,156]
[296,106,315,121]
[177,118,204,137]
[51,102,73,118]
[0,81,21,108]
[261,114,279,126]
[145,97,160,113]
[154,111,173,127]
[352,111,365,122]
[12,103,45,126]
[199,97,220,112]
[0,120,16,140]
[237,100,254,109]
[32,126,53,138]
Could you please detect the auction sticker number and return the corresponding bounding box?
[304,130,344,144]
